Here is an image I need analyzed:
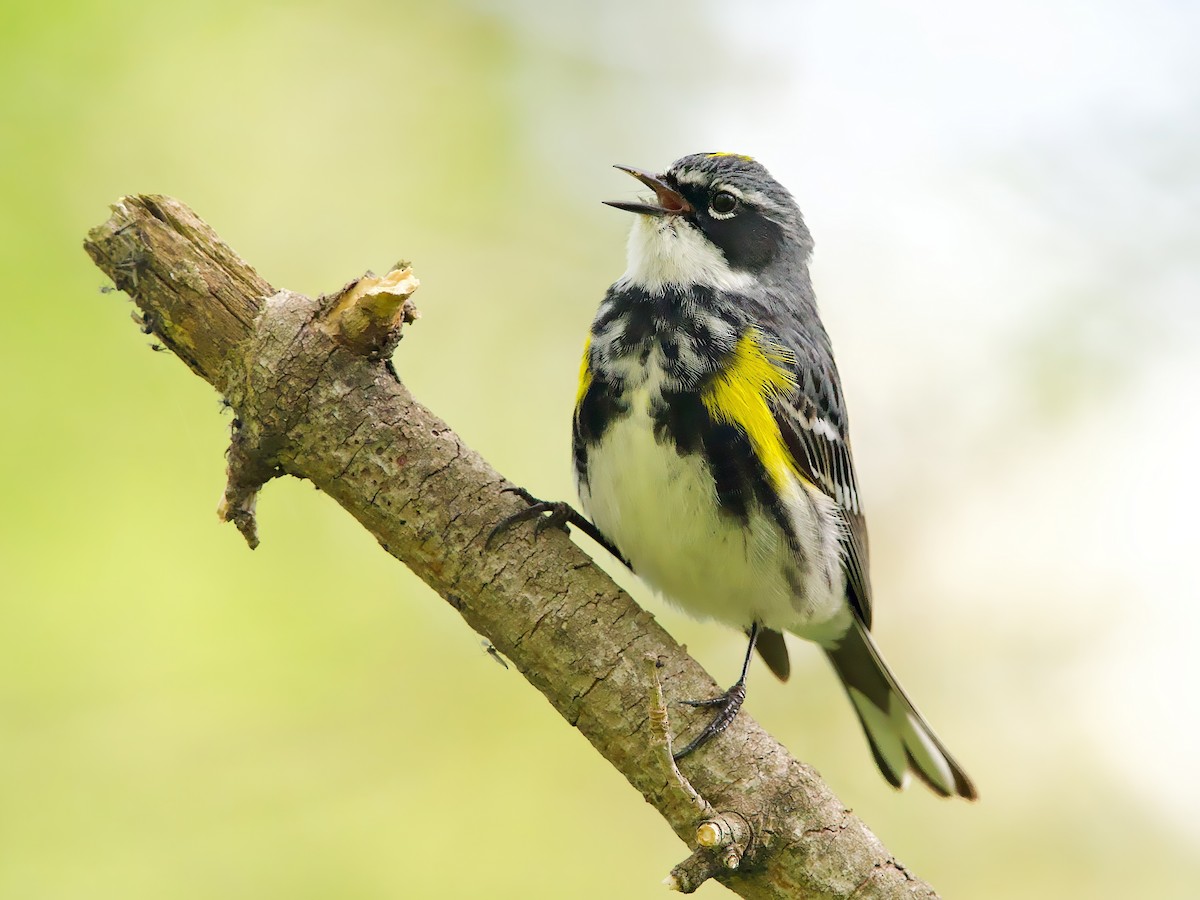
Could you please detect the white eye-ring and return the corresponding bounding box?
[709,190,739,218]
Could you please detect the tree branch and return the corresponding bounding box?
[84,195,940,899]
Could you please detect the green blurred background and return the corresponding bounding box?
[3,1,1199,897]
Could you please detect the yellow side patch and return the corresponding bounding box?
[701,329,797,488]
[575,334,593,408]
[707,151,755,162]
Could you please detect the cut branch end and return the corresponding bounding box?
[320,266,420,358]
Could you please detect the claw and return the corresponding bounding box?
[672,682,748,761]
[671,624,761,761]
[499,485,536,503]
[486,488,572,549]
[533,505,571,537]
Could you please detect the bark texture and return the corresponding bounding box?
[84,195,940,899]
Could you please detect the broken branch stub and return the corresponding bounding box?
[320,267,421,358]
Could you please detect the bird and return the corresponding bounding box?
[495,152,976,799]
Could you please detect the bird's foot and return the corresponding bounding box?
[672,680,748,761]
[486,487,576,548]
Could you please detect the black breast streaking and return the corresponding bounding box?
[574,282,792,535]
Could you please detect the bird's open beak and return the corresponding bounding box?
[603,165,694,216]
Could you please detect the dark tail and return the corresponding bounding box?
[825,620,977,799]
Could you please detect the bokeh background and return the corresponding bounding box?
[3,1,1198,897]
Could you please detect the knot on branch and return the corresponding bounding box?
[217,423,280,549]
[216,288,321,547]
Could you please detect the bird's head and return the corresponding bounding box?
[605,152,812,293]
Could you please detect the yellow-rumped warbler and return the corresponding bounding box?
[499,153,976,799]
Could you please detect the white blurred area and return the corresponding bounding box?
[487,0,1200,839]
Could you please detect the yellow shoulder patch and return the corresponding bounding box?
[575,334,593,408]
[700,329,798,489]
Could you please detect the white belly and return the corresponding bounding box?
[578,392,850,643]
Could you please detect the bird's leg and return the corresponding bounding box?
[486,486,629,565]
[672,623,760,761]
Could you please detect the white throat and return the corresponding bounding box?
[617,214,755,295]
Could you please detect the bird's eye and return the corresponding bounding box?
[710,191,738,215]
